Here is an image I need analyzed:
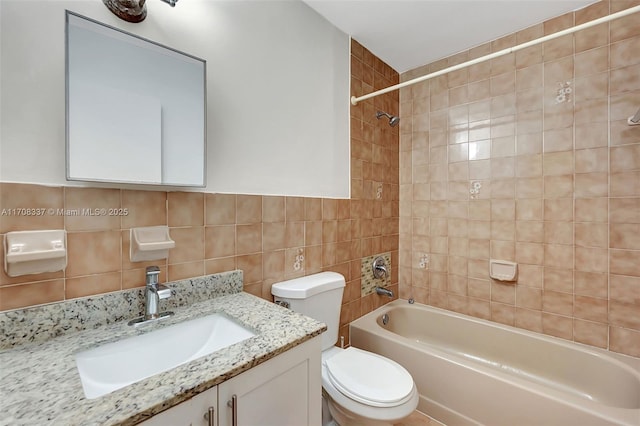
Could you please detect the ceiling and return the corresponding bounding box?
[303,0,597,73]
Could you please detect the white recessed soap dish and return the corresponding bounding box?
[130,226,175,262]
[3,230,67,277]
[489,259,517,282]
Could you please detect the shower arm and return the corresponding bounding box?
[629,108,640,125]
[351,4,640,106]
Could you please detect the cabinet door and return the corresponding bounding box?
[139,385,218,426]
[218,336,321,426]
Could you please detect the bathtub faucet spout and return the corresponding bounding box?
[375,286,394,298]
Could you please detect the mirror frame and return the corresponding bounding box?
[65,10,207,187]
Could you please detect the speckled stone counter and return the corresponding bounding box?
[0,272,326,426]
[0,270,245,350]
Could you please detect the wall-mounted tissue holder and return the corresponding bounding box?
[4,230,67,277]
[489,259,518,282]
[130,226,175,262]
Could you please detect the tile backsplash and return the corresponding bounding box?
[398,0,640,357]
[0,185,398,339]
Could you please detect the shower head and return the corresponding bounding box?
[376,111,400,127]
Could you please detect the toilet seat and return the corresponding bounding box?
[323,347,415,408]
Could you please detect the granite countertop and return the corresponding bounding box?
[0,277,326,426]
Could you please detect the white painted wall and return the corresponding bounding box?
[0,0,350,198]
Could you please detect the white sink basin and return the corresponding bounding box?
[75,313,256,399]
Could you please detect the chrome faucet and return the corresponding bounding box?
[375,286,394,298]
[144,266,173,319]
[128,266,174,326]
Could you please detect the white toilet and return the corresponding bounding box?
[272,272,418,426]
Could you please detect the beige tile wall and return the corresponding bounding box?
[0,40,400,344]
[399,0,640,357]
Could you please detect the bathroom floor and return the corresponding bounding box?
[394,411,445,426]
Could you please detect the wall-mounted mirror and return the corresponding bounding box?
[65,11,206,187]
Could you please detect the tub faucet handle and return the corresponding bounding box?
[372,256,389,279]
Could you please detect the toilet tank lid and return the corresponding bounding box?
[271,272,345,299]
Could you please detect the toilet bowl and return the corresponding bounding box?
[271,272,418,426]
[321,347,418,426]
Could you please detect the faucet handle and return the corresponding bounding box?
[156,284,173,300]
[145,266,160,286]
[372,256,389,279]
[146,266,160,274]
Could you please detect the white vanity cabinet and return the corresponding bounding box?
[139,336,321,426]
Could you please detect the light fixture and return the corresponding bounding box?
[103,0,178,23]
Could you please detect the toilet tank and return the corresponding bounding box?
[271,272,345,351]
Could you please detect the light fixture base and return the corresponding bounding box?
[103,0,147,23]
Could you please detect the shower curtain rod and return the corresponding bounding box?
[350,4,640,105]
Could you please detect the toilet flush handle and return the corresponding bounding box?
[274,299,290,309]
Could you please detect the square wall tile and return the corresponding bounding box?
[168,192,204,227]
[0,280,65,311]
[205,193,236,225]
[67,231,121,277]
[65,187,121,231]
[66,272,121,299]
[122,190,166,228]
[236,195,262,224]
[0,183,64,233]
[168,226,204,264]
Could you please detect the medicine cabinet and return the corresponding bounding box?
[65,11,206,186]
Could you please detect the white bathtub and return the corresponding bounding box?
[350,300,640,426]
